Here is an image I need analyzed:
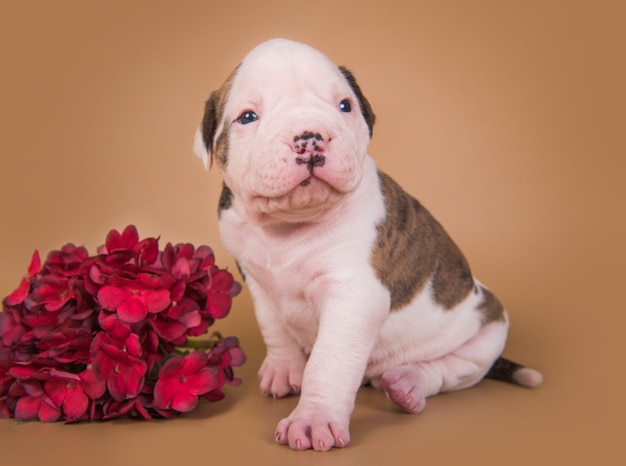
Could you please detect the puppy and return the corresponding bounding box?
[194,38,542,451]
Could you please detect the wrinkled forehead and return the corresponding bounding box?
[229,40,351,103]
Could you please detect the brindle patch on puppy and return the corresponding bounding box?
[371,171,474,311]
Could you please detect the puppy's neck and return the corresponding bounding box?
[242,200,345,233]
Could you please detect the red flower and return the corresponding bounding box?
[7,368,61,422]
[43,368,105,421]
[35,325,93,364]
[100,225,159,267]
[97,273,171,324]
[44,244,88,277]
[153,351,218,412]
[91,332,147,401]
[206,269,239,318]
[15,394,62,422]
[104,225,140,253]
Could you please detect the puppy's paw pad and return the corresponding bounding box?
[382,367,427,414]
[258,356,305,398]
[275,412,350,451]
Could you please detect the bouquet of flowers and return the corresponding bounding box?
[0,225,245,422]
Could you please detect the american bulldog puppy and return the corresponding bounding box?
[194,38,542,451]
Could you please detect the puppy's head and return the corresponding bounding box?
[194,39,376,222]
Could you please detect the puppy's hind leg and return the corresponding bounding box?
[381,319,509,413]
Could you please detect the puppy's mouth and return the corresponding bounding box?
[251,169,344,222]
[296,154,326,187]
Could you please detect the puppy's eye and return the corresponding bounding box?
[238,111,258,125]
[339,99,352,113]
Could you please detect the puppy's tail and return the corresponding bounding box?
[484,357,543,388]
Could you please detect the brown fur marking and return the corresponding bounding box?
[477,286,506,325]
[484,357,523,385]
[371,172,474,311]
[338,66,376,138]
[214,124,230,167]
[201,65,240,166]
[218,183,234,216]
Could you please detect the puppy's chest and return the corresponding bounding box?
[232,221,379,340]
[243,238,333,310]
[243,245,328,346]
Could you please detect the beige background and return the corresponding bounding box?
[1,0,624,464]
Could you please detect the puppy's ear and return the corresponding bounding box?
[339,66,376,138]
[194,91,221,171]
[193,125,211,171]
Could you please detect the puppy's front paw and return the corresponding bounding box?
[274,405,350,451]
[258,355,306,398]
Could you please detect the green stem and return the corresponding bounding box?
[184,332,224,350]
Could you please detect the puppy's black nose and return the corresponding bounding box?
[292,131,326,157]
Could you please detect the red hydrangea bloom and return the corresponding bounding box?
[15,393,62,422]
[97,273,172,324]
[153,351,218,412]
[43,369,106,422]
[0,225,245,422]
[7,366,60,422]
[44,244,89,277]
[91,332,147,401]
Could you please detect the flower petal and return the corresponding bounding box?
[183,351,209,374]
[38,401,62,422]
[206,292,231,318]
[120,225,139,249]
[149,319,186,342]
[97,286,131,311]
[28,250,42,275]
[186,369,216,395]
[172,257,190,279]
[169,280,186,302]
[133,399,153,420]
[124,334,143,358]
[104,229,121,253]
[107,365,146,401]
[91,350,116,379]
[211,269,234,291]
[152,381,172,410]
[15,396,40,421]
[0,401,11,418]
[6,278,30,306]
[80,368,107,400]
[229,347,247,366]
[158,355,186,378]
[179,310,201,329]
[170,392,198,413]
[44,379,68,407]
[117,295,147,323]
[143,289,171,313]
[138,238,159,265]
[63,386,89,419]
[21,381,45,397]
[99,314,131,340]
[9,366,39,380]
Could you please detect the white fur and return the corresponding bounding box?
[197,39,511,451]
